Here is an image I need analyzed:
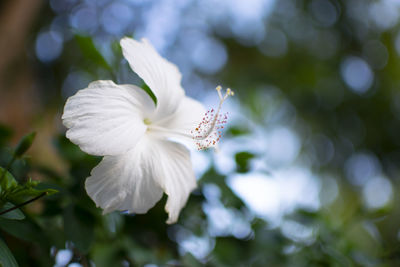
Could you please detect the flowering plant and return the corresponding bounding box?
[62,38,232,223]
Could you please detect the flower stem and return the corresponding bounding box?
[0,192,47,216]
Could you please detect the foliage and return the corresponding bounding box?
[0,132,57,266]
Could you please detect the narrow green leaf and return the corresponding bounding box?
[7,186,57,204]
[0,203,25,220]
[14,132,36,158]
[75,35,112,71]
[142,84,157,105]
[0,238,18,267]
[43,189,58,196]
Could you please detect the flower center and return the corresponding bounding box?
[143,118,152,125]
[191,86,234,150]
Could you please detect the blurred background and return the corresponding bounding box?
[1,0,400,266]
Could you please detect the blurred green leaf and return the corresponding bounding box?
[213,237,247,265]
[121,237,160,266]
[0,217,43,242]
[0,238,18,267]
[235,151,255,173]
[54,135,100,166]
[92,242,121,267]
[181,253,202,267]
[14,132,36,158]
[75,35,112,71]
[0,203,24,220]
[227,126,251,136]
[63,205,95,253]
[0,125,13,146]
[201,169,245,208]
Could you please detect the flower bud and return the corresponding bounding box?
[14,132,36,158]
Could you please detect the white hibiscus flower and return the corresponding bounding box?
[62,37,233,224]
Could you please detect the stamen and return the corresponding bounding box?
[191,86,234,150]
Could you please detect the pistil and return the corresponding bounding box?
[191,86,234,150]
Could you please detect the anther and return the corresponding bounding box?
[216,85,223,100]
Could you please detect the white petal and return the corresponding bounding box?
[85,140,163,214]
[153,96,206,142]
[85,137,196,224]
[151,140,197,224]
[62,80,155,156]
[120,37,184,119]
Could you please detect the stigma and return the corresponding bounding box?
[191,86,234,150]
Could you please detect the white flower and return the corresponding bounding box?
[62,37,207,224]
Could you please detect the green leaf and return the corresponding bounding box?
[235,151,255,173]
[141,83,157,105]
[14,132,36,158]
[75,35,112,71]
[0,238,18,267]
[227,126,250,136]
[0,203,25,220]
[5,180,57,204]
[63,205,95,253]
[0,217,42,242]
[0,167,18,195]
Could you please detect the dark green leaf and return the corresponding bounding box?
[235,151,255,173]
[213,237,246,265]
[14,132,36,158]
[0,217,43,242]
[91,242,121,267]
[0,203,25,220]
[0,238,18,267]
[63,205,95,253]
[0,125,13,146]
[54,135,100,166]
